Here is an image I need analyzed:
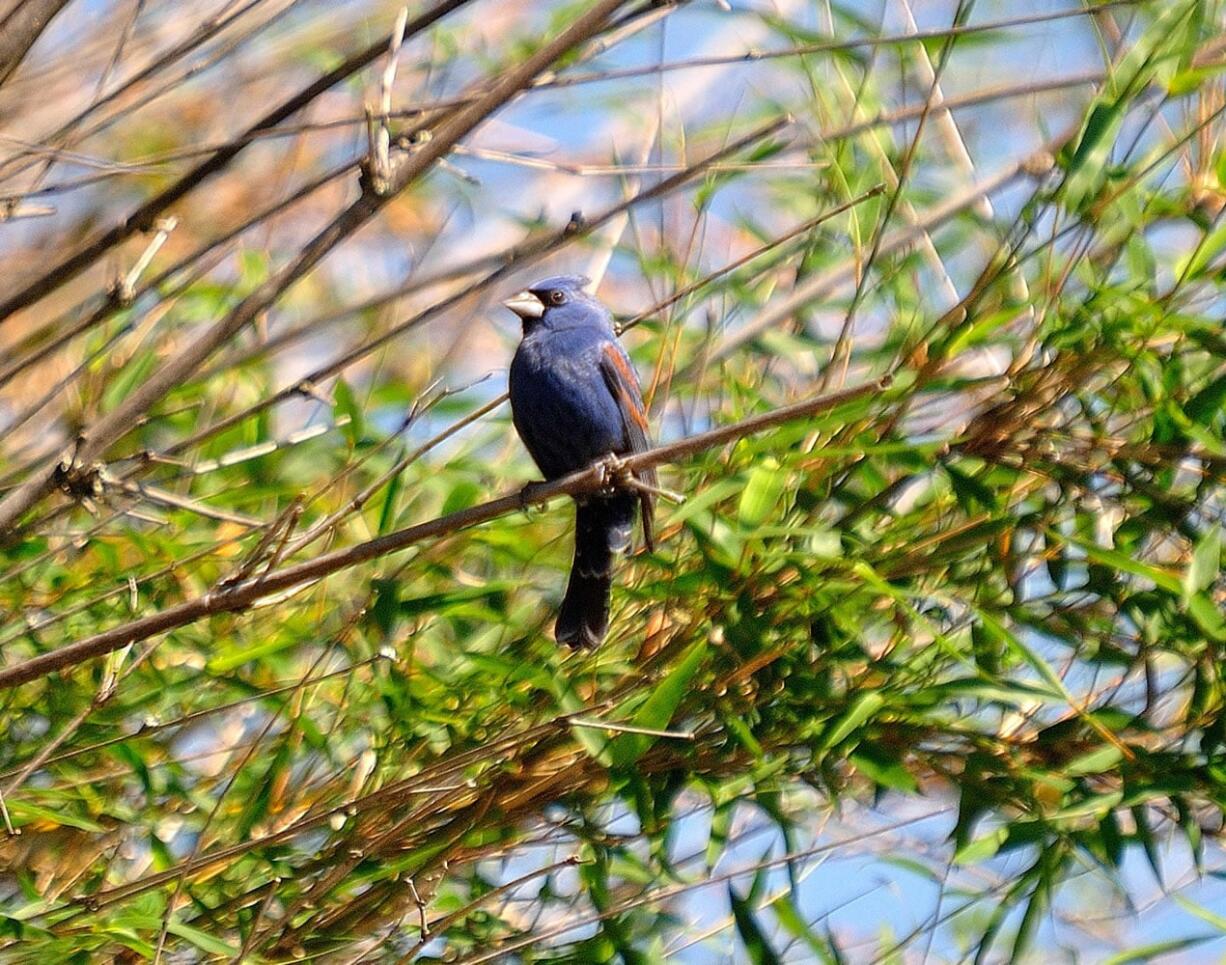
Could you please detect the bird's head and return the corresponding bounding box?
[502,274,610,334]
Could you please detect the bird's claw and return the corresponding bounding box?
[594,454,631,495]
[518,480,549,510]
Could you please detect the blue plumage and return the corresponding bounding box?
[505,275,655,647]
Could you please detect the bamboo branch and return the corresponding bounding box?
[0,67,1098,402]
[694,139,1065,373]
[0,377,889,690]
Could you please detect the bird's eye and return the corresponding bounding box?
[549,290,566,305]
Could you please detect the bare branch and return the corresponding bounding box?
[0,0,72,87]
[0,0,476,325]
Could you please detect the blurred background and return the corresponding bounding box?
[1,0,1225,960]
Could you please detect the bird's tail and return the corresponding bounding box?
[556,495,636,648]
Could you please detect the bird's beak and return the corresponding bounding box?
[502,290,545,320]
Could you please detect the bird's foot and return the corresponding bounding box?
[595,453,684,504]
[594,453,629,496]
[518,480,549,510]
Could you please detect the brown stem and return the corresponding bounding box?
[0,0,475,325]
[0,0,72,88]
[0,377,888,690]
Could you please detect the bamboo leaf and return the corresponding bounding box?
[1183,526,1220,599]
[739,457,787,527]
[607,639,707,768]
[166,921,238,957]
[729,885,782,965]
[818,691,884,754]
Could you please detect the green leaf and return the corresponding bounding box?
[377,462,405,535]
[440,479,482,516]
[333,376,364,448]
[1172,895,1226,932]
[166,920,239,957]
[768,891,839,963]
[724,713,765,758]
[1042,790,1123,824]
[976,610,1071,701]
[1062,2,1195,212]
[6,802,106,833]
[398,583,511,617]
[1131,805,1163,887]
[239,248,269,284]
[944,461,997,512]
[1174,797,1203,874]
[208,635,301,673]
[1009,875,1048,962]
[102,351,156,411]
[943,306,1020,358]
[738,458,787,528]
[956,826,1009,865]
[1100,936,1219,965]
[1182,221,1226,279]
[706,803,733,870]
[1063,98,1126,212]
[1062,745,1123,777]
[1187,592,1226,641]
[849,745,917,792]
[1185,372,1226,425]
[100,928,156,959]
[729,885,782,965]
[235,739,291,841]
[1166,60,1226,95]
[1058,534,1182,594]
[1183,526,1220,599]
[368,577,400,637]
[669,478,744,526]
[819,691,884,754]
[607,639,707,768]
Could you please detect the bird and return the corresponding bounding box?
[504,274,656,648]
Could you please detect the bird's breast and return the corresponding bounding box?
[509,333,626,479]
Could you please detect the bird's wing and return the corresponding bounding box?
[598,341,656,551]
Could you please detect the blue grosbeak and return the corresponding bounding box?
[505,275,655,648]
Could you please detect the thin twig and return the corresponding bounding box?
[569,718,695,739]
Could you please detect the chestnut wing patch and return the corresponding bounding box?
[599,342,657,551]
